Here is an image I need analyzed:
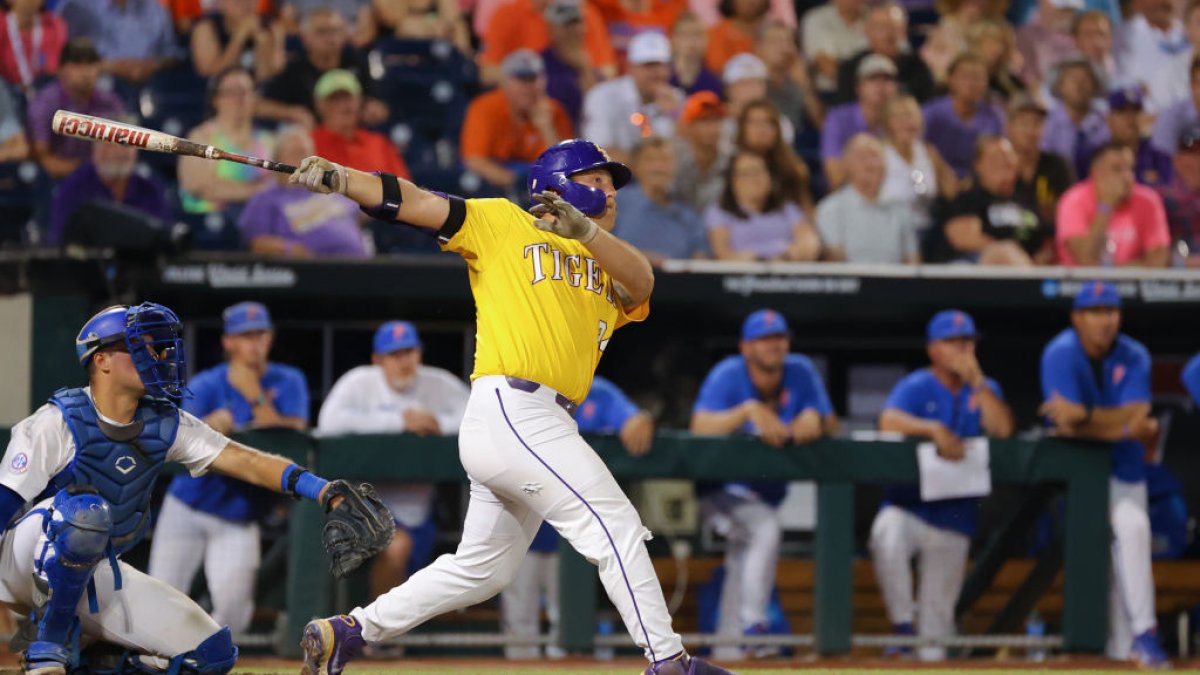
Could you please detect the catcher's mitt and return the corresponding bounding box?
[320,480,395,578]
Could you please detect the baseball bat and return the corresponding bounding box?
[51,110,336,189]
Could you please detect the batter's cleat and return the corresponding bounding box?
[645,652,738,674]
[301,615,366,675]
[1131,629,1171,670]
[883,622,914,658]
[22,641,71,675]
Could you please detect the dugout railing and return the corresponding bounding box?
[278,433,1109,658]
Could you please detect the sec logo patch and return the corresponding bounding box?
[9,452,28,474]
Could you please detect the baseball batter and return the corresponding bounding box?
[0,303,388,675]
[1039,282,1169,669]
[289,140,733,675]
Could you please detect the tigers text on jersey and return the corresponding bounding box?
[438,197,648,405]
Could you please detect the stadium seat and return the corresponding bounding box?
[138,61,208,181]
[369,39,476,143]
[178,208,243,251]
[0,161,47,246]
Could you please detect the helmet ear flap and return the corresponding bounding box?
[533,172,607,217]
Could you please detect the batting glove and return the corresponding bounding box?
[289,156,348,196]
[530,190,599,243]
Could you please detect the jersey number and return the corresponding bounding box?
[597,320,610,353]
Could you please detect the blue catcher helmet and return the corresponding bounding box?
[76,302,187,399]
[527,139,632,216]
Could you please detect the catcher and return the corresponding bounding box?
[0,303,394,675]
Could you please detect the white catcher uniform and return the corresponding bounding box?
[0,392,230,661]
[317,363,469,529]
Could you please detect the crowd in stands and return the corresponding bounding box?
[1,0,1199,267]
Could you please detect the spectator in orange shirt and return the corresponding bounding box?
[310,69,411,178]
[164,0,274,36]
[479,0,617,85]
[589,0,688,56]
[705,0,769,75]
[461,49,574,189]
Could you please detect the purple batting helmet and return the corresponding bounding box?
[527,139,632,216]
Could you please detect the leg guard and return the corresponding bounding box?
[34,490,112,649]
[77,627,238,675]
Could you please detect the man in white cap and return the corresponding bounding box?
[721,52,795,148]
[582,30,683,163]
[821,54,898,186]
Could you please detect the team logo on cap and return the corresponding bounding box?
[246,305,259,318]
[763,310,780,326]
[9,452,28,474]
[394,324,407,339]
[1092,282,1105,297]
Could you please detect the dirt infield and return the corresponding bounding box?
[5,654,1200,673]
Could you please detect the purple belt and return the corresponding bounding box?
[505,376,578,416]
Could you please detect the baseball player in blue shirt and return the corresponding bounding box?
[501,375,654,659]
[148,301,309,638]
[1182,352,1200,406]
[1039,281,1168,669]
[690,309,836,658]
[870,310,1014,661]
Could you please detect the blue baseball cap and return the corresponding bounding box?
[222,301,272,335]
[741,309,790,341]
[1073,280,1122,310]
[1107,86,1144,112]
[927,309,977,342]
[373,321,421,354]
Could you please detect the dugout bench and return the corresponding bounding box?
[281,434,1110,658]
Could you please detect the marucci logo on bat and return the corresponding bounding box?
[56,115,152,148]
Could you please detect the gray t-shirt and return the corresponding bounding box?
[0,85,22,143]
[816,186,917,264]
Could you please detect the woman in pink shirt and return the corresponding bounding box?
[0,0,67,89]
[1056,142,1172,267]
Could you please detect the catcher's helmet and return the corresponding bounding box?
[76,302,187,399]
[527,139,632,216]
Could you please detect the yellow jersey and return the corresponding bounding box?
[438,197,648,404]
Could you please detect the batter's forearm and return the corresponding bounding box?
[342,168,450,230]
[586,229,654,305]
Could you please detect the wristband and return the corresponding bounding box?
[360,172,403,221]
[281,463,328,501]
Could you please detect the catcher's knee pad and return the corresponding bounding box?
[35,489,113,647]
[168,626,238,675]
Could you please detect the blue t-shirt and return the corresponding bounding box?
[576,376,640,435]
[1040,329,1152,484]
[693,354,833,506]
[167,362,309,522]
[881,368,1004,537]
[1182,352,1200,406]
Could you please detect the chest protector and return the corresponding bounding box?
[44,388,180,555]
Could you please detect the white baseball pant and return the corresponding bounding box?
[869,504,969,661]
[1107,478,1157,659]
[500,551,562,659]
[349,376,684,662]
[0,497,220,663]
[700,491,781,660]
[147,493,261,638]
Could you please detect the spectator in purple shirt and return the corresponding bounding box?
[1151,58,1200,156]
[922,53,1006,179]
[27,37,126,179]
[1097,87,1173,187]
[670,12,722,96]
[822,54,898,187]
[705,150,821,260]
[237,127,370,258]
[47,129,169,245]
[541,0,601,125]
[1155,123,1200,266]
[1041,55,1108,179]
